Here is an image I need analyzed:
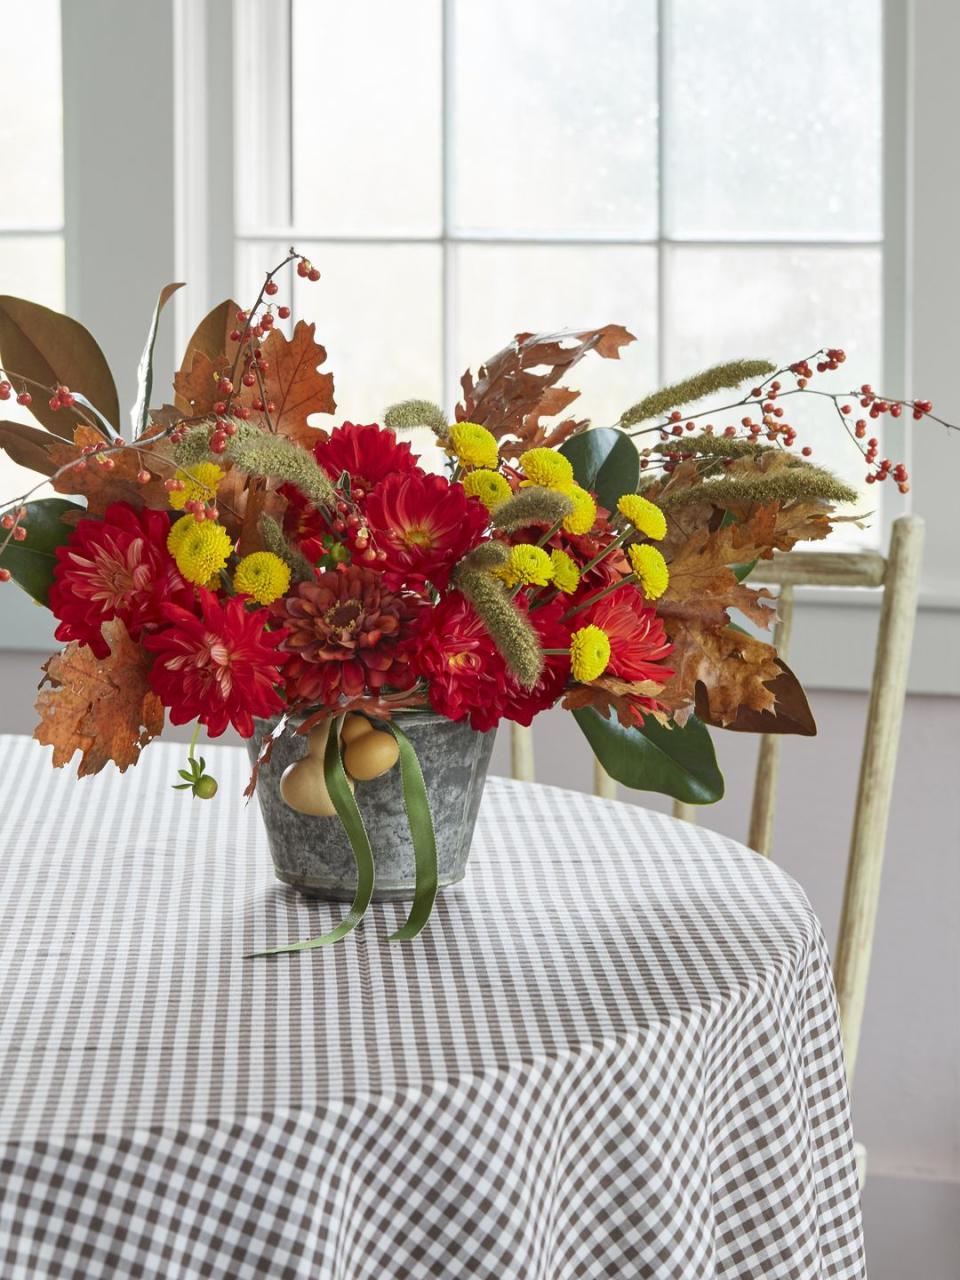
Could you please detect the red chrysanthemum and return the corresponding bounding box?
[583,585,674,685]
[364,472,489,589]
[273,565,421,708]
[144,591,287,738]
[412,592,507,731]
[279,482,327,564]
[49,502,193,660]
[313,422,422,493]
[413,594,570,732]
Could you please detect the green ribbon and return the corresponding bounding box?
[245,716,376,957]
[384,721,438,942]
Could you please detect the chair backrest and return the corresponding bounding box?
[509,515,926,1086]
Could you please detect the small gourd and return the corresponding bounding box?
[280,718,353,817]
[343,729,400,781]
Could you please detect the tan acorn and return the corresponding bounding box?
[340,714,375,744]
[343,729,400,781]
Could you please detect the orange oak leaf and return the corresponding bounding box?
[48,425,176,514]
[694,658,817,736]
[34,618,164,776]
[172,349,232,416]
[660,517,778,632]
[457,325,635,458]
[257,320,336,448]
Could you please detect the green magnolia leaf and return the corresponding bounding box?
[0,296,119,437]
[0,497,84,605]
[573,707,724,804]
[559,427,640,512]
[131,283,184,438]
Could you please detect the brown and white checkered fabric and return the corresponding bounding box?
[0,734,864,1278]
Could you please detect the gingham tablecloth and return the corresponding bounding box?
[0,733,864,1279]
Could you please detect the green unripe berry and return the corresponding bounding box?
[194,775,218,800]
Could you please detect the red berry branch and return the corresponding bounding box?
[627,347,957,492]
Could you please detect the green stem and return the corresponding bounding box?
[578,529,628,577]
[561,573,638,622]
[535,518,561,547]
[188,721,202,763]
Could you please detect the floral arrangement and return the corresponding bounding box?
[0,251,951,943]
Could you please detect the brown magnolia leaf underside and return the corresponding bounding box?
[694,658,817,736]
[0,420,62,476]
[457,325,635,458]
[0,295,120,437]
[48,425,174,515]
[35,618,164,776]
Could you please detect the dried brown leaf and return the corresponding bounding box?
[457,325,635,458]
[34,619,164,776]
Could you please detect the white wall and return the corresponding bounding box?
[2,652,957,1274]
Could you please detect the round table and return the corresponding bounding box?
[0,735,865,1279]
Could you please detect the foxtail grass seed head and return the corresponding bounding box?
[491,486,574,533]
[452,565,545,689]
[383,399,450,439]
[619,359,777,429]
[259,514,316,582]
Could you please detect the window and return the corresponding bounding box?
[232,0,885,546]
[0,0,64,499]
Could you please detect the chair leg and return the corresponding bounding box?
[833,516,925,1086]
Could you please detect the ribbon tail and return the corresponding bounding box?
[246,716,376,957]
[385,722,439,942]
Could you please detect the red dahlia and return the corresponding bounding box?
[584,585,674,684]
[313,422,422,493]
[144,591,287,738]
[273,565,420,707]
[364,472,489,589]
[412,594,570,732]
[49,502,193,660]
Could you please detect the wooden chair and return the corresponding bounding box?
[511,515,926,1184]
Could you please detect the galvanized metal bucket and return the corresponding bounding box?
[248,712,496,901]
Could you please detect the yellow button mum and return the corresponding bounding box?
[448,422,499,469]
[519,448,574,491]
[628,543,670,600]
[497,543,554,589]
[617,493,667,541]
[167,513,196,557]
[168,462,225,511]
[561,485,597,535]
[234,551,291,604]
[570,624,611,682]
[173,521,233,585]
[550,548,581,595]
[462,468,512,511]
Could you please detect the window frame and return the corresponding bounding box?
[3,0,956,696]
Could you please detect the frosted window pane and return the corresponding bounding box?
[452,246,657,433]
[290,1,441,236]
[0,237,64,502]
[663,246,882,545]
[664,0,881,239]
[278,243,444,464]
[0,0,63,225]
[451,1,657,236]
